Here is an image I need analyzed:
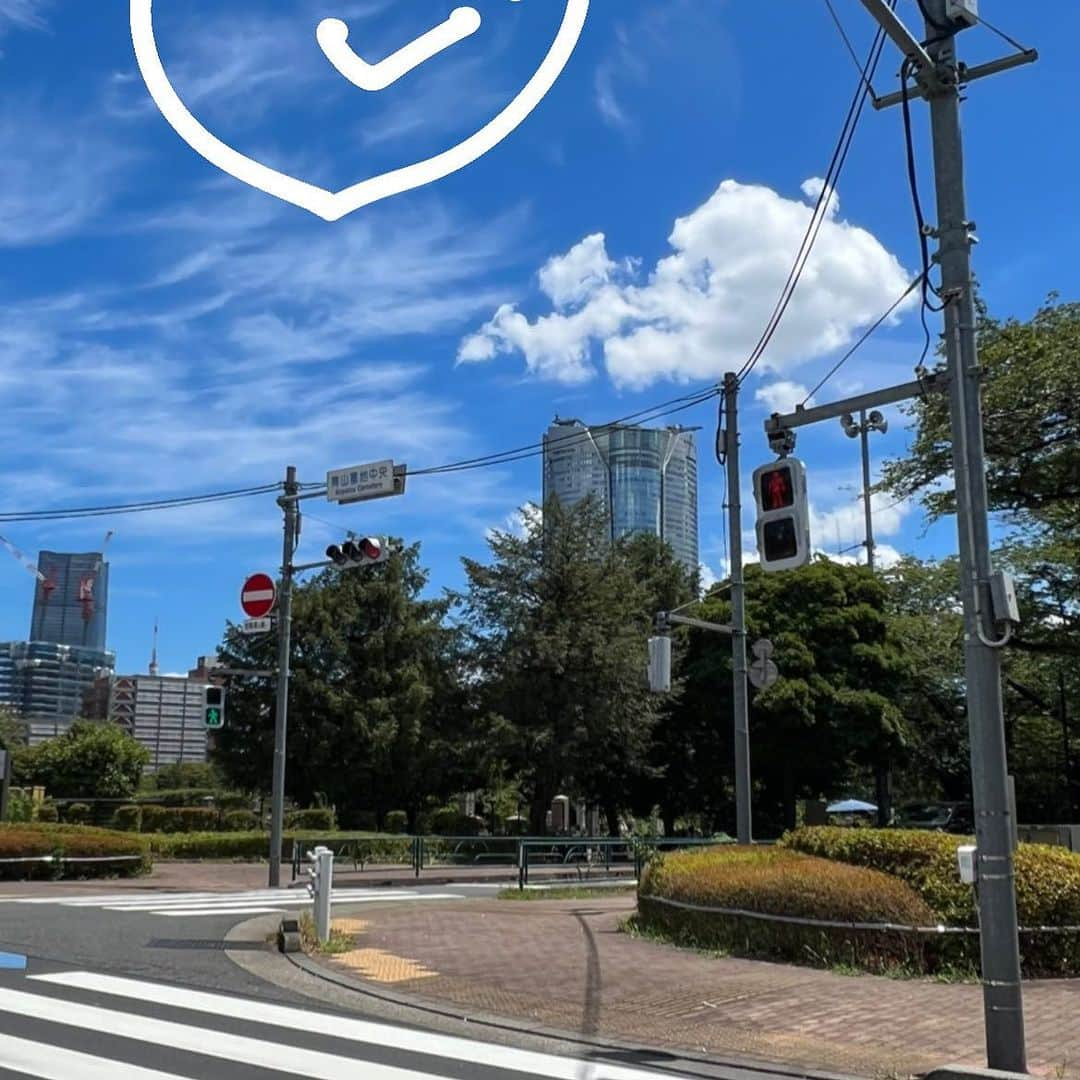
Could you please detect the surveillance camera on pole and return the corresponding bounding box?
[325,536,390,569]
[753,458,811,572]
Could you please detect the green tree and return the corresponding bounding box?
[674,558,908,835]
[458,498,665,835]
[25,720,149,799]
[212,541,467,829]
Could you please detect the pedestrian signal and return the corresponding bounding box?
[753,459,811,572]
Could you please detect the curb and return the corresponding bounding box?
[283,947,856,1080]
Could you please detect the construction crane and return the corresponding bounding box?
[0,533,53,597]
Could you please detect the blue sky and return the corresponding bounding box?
[0,1,1072,675]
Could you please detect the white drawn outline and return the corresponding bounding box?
[317,8,483,93]
[130,1,590,222]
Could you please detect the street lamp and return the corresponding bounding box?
[840,409,888,570]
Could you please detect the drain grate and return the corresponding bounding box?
[148,939,270,952]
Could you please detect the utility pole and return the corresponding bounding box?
[268,465,300,888]
[723,372,752,845]
[924,7,1025,1069]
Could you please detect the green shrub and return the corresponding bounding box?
[215,792,252,813]
[64,802,91,825]
[284,808,336,831]
[4,789,34,823]
[351,811,378,831]
[781,826,976,926]
[34,803,59,823]
[384,811,408,835]
[152,763,219,790]
[138,788,216,808]
[150,831,270,860]
[222,810,259,831]
[0,823,150,880]
[111,805,142,832]
[428,808,483,836]
[139,805,177,833]
[637,845,939,975]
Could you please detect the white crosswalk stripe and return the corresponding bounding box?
[0,969,669,1080]
[0,887,464,918]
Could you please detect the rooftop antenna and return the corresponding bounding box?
[149,617,160,677]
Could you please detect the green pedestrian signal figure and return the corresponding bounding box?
[205,685,226,730]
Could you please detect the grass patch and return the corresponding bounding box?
[498,885,637,901]
[298,911,356,955]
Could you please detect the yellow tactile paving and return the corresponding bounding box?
[330,917,371,936]
[332,948,438,983]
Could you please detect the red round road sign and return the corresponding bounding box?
[241,573,276,619]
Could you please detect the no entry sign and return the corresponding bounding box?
[241,573,276,619]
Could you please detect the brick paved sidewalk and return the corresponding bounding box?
[318,895,1080,1080]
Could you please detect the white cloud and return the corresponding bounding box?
[538,234,618,309]
[0,105,134,247]
[810,492,915,565]
[754,381,813,415]
[459,178,914,390]
[0,0,47,35]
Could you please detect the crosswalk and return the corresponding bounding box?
[0,968,670,1079]
[0,887,464,918]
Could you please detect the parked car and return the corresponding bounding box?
[892,801,975,834]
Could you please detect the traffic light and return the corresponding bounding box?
[753,458,811,572]
[325,536,391,568]
[204,685,225,730]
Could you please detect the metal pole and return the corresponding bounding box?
[922,5,1025,1068]
[268,466,299,888]
[859,410,876,571]
[723,372,752,845]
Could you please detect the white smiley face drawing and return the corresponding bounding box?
[130,1,590,221]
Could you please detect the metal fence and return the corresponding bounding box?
[289,834,731,884]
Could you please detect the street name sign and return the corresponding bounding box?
[241,573,276,619]
[326,460,406,505]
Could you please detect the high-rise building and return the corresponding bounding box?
[0,548,113,743]
[542,419,700,575]
[30,551,109,652]
[86,673,210,772]
[0,641,116,744]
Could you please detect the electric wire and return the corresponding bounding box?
[798,272,926,407]
[735,4,894,386]
[823,0,879,102]
[0,484,283,525]
[972,11,1031,54]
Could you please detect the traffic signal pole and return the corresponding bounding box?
[268,465,300,888]
[723,372,752,845]
[854,2,1033,1067]
[922,4,1025,1066]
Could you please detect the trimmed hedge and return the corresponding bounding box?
[147,830,414,863]
[781,826,1080,929]
[140,806,222,834]
[0,824,150,880]
[384,811,408,835]
[284,808,337,831]
[637,845,936,974]
[112,805,142,832]
[222,810,259,831]
[35,803,59,823]
[137,788,216,807]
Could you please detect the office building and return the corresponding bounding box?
[542,419,700,575]
[86,672,210,772]
[0,641,116,744]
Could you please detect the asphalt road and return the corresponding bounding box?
[0,882,686,1080]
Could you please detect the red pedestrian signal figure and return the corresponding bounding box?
[753,458,811,572]
[761,466,795,511]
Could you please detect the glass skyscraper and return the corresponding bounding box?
[30,551,109,652]
[0,549,113,743]
[542,419,699,576]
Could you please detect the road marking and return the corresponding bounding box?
[0,1032,190,1080]
[0,986,441,1080]
[34,971,670,1080]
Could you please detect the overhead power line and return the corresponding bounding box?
[0,484,282,525]
[735,2,895,386]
